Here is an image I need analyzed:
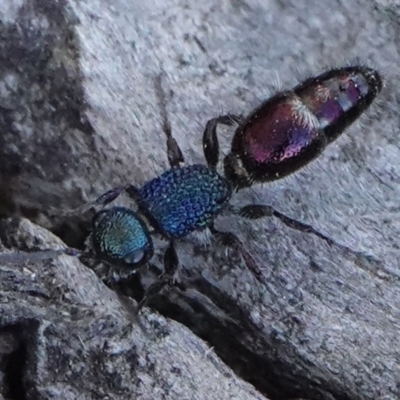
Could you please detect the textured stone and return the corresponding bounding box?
[0,217,267,400]
[0,0,399,399]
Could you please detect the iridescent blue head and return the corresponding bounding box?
[91,207,153,269]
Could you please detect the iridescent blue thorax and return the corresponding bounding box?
[137,164,231,238]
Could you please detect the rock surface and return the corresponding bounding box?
[1,0,400,399]
[0,217,267,400]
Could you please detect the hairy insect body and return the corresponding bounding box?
[17,65,380,311]
[137,164,231,238]
[225,66,382,188]
[87,65,382,297]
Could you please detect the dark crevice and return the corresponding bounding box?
[50,214,92,249]
[3,343,27,400]
[1,326,29,400]
[1,321,42,400]
[148,277,353,400]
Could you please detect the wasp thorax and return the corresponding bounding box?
[91,207,153,269]
[137,164,231,238]
[224,65,382,188]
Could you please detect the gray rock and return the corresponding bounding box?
[1,0,400,399]
[0,217,267,400]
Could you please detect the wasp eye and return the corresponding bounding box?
[123,249,145,265]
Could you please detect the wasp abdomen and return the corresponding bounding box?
[295,66,382,142]
[232,94,325,182]
[227,66,382,186]
[138,164,231,238]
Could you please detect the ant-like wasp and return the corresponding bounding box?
[0,65,382,311]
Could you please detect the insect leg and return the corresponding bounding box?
[237,204,336,244]
[209,224,264,284]
[202,114,241,168]
[154,75,185,168]
[136,239,179,312]
[49,184,142,218]
[236,204,381,263]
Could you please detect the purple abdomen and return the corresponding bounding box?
[230,66,382,183]
[295,66,382,142]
